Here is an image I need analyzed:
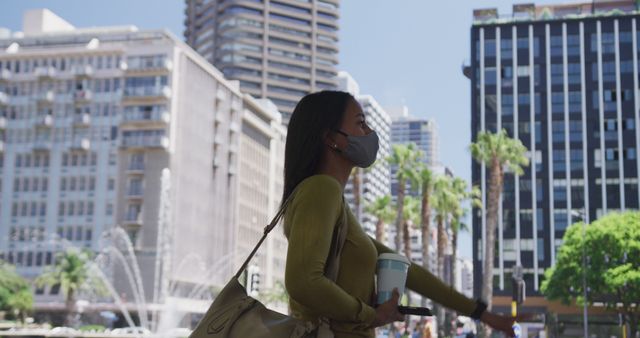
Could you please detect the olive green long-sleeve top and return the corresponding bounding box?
[283,175,478,338]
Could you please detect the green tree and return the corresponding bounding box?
[0,261,33,325]
[416,166,434,285]
[431,175,459,336]
[541,212,640,337]
[386,143,421,254]
[258,280,289,308]
[470,132,527,293]
[401,196,420,261]
[365,195,395,243]
[470,129,528,338]
[7,289,33,325]
[449,182,482,293]
[35,248,104,327]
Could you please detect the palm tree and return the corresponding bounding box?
[7,289,33,325]
[401,196,420,261]
[0,261,33,325]
[401,195,420,319]
[35,248,103,327]
[386,143,421,253]
[432,176,455,281]
[365,195,395,243]
[430,175,456,335]
[351,161,378,224]
[470,129,528,337]
[416,166,434,274]
[449,184,481,295]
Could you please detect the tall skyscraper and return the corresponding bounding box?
[468,0,640,317]
[0,9,284,325]
[389,108,439,207]
[336,72,392,240]
[184,0,340,123]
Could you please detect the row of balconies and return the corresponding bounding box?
[0,59,171,82]
[123,210,143,226]
[120,135,169,149]
[123,57,173,73]
[30,138,91,152]
[0,90,93,106]
[23,65,95,80]
[4,111,166,131]
[121,109,170,125]
[29,113,91,129]
[123,86,172,100]
[0,86,170,106]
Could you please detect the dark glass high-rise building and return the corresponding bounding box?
[468,0,640,317]
[184,0,340,123]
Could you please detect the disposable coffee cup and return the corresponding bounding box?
[376,253,410,305]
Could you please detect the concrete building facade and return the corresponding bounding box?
[0,9,286,326]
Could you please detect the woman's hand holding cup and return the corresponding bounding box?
[368,288,404,328]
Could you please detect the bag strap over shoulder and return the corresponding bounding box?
[234,185,348,282]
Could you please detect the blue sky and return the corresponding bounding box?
[0,0,561,259]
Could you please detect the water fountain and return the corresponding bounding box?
[3,168,238,335]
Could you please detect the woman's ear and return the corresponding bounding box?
[323,130,338,150]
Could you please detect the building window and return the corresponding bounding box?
[570,149,583,171]
[568,63,580,84]
[569,120,582,142]
[625,148,636,160]
[501,94,513,115]
[554,211,569,231]
[552,121,565,143]
[485,39,496,57]
[536,209,544,231]
[518,93,530,106]
[484,67,496,85]
[551,64,563,84]
[568,91,581,113]
[550,36,562,56]
[501,39,512,59]
[553,150,566,171]
[567,35,579,55]
[517,65,529,77]
[552,92,564,113]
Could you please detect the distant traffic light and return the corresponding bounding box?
[512,277,525,305]
[511,264,525,306]
[247,265,261,296]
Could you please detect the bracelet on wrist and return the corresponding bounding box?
[470,299,488,320]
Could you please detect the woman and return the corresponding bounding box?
[282,91,525,338]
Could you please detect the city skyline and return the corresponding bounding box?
[0,0,567,260]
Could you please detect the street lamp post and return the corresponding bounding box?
[571,208,588,338]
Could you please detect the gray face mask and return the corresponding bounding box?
[334,129,379,168]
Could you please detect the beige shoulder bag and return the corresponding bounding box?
[188,190,348,338]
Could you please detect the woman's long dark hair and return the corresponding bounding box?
[280,90,354,208]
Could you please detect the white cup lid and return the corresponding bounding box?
[378,253,410,265]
